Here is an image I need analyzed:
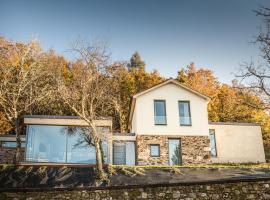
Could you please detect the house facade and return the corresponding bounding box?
[0,79,266,165]
[128,79,211,165]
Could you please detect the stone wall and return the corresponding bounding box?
[137,135,169,165]
[1,180,270,199]
[181,136,211,165]
[0,148,24,164]
[136,135,211,165]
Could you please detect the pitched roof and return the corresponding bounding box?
[128,78,211,131]
[133,78,210,100]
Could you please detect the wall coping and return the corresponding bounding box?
[24,116,112,127]
[209,122,260,126]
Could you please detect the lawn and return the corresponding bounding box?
[112,163,270,169]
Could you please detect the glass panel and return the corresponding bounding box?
[154,116,167,125]
[101,140,109,164]
[209,129,217,156]
[26,125,109,164]
[154,100,166,124]
[66,127,96,164]
[2,141,25,148]
[126,142,135,165]
[113,142,126,165]
[25,125,66,163]
[155,101,165,116]
[150,145,160,156]
[169,139,181,165]
[179,102,191,125]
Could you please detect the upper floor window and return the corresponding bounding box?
[154,100,167,125]
[178,101,191,126]
[209,129,217,157]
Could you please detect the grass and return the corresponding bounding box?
[112,163,270,169]
[1,163,270,171]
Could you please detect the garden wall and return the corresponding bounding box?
[1,179,270,200]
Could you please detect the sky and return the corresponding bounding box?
[0,0,269,83]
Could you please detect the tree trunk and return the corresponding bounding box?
[119,112,125,133]
[14,116,21,165]
[15,135,21,165]
[95,138,106,180]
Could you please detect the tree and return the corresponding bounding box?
[107,62,132,132]
[0,112,12,134]
[31,49,72,116]
[208,84,260,122]
[108,60,163,132]
[128,51,145,70]
[177,62,220,97]
[237,7,270,109]
[177,62,270,145]
[0,38,54,164]
[56,39,111,181]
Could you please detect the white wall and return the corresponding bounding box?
[131,83,209,136]
[209,123,266,163]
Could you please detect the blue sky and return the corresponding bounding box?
[0,0,269,83]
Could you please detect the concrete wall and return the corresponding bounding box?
[132,83,209,136]
[209,123,266,163]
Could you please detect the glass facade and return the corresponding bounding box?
[179,101,191,126]
[25,125,109,164]
[168,139,181,165]
[154,100,167,125]
[209,129,217,157]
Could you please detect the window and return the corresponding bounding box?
[1,141,25,148]
[66,127,97,164]
[150,144,160,157]
[25,125,109,164]
[168,139,182,165]
[154,100,167,125]
[209,129,217,157]
[178,101,191,126]
[113,141,135,165]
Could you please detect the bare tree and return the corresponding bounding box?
[237,7,270,109]
[56,39,111,181]
[0,39,54,164]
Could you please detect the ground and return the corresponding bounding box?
[1,164,270,190]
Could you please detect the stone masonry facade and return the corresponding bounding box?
[0,148,24,164]
[1,180,270,200]
[136,135,211,165]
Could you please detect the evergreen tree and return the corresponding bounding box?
[128,51,145,70]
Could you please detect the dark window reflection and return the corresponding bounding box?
[209,129,217,157]
[25,125,109,164]
[168,139,181,165]
[154,100,167,125]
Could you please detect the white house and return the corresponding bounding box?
[0,79,266,165]
[125,78,266,165]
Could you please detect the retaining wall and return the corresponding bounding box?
[1,179,270,200]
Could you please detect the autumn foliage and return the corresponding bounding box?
[0,37,270,147]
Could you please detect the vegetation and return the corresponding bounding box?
[1,7,270,180]
[112,163,270,169]
[1,163,270,173]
